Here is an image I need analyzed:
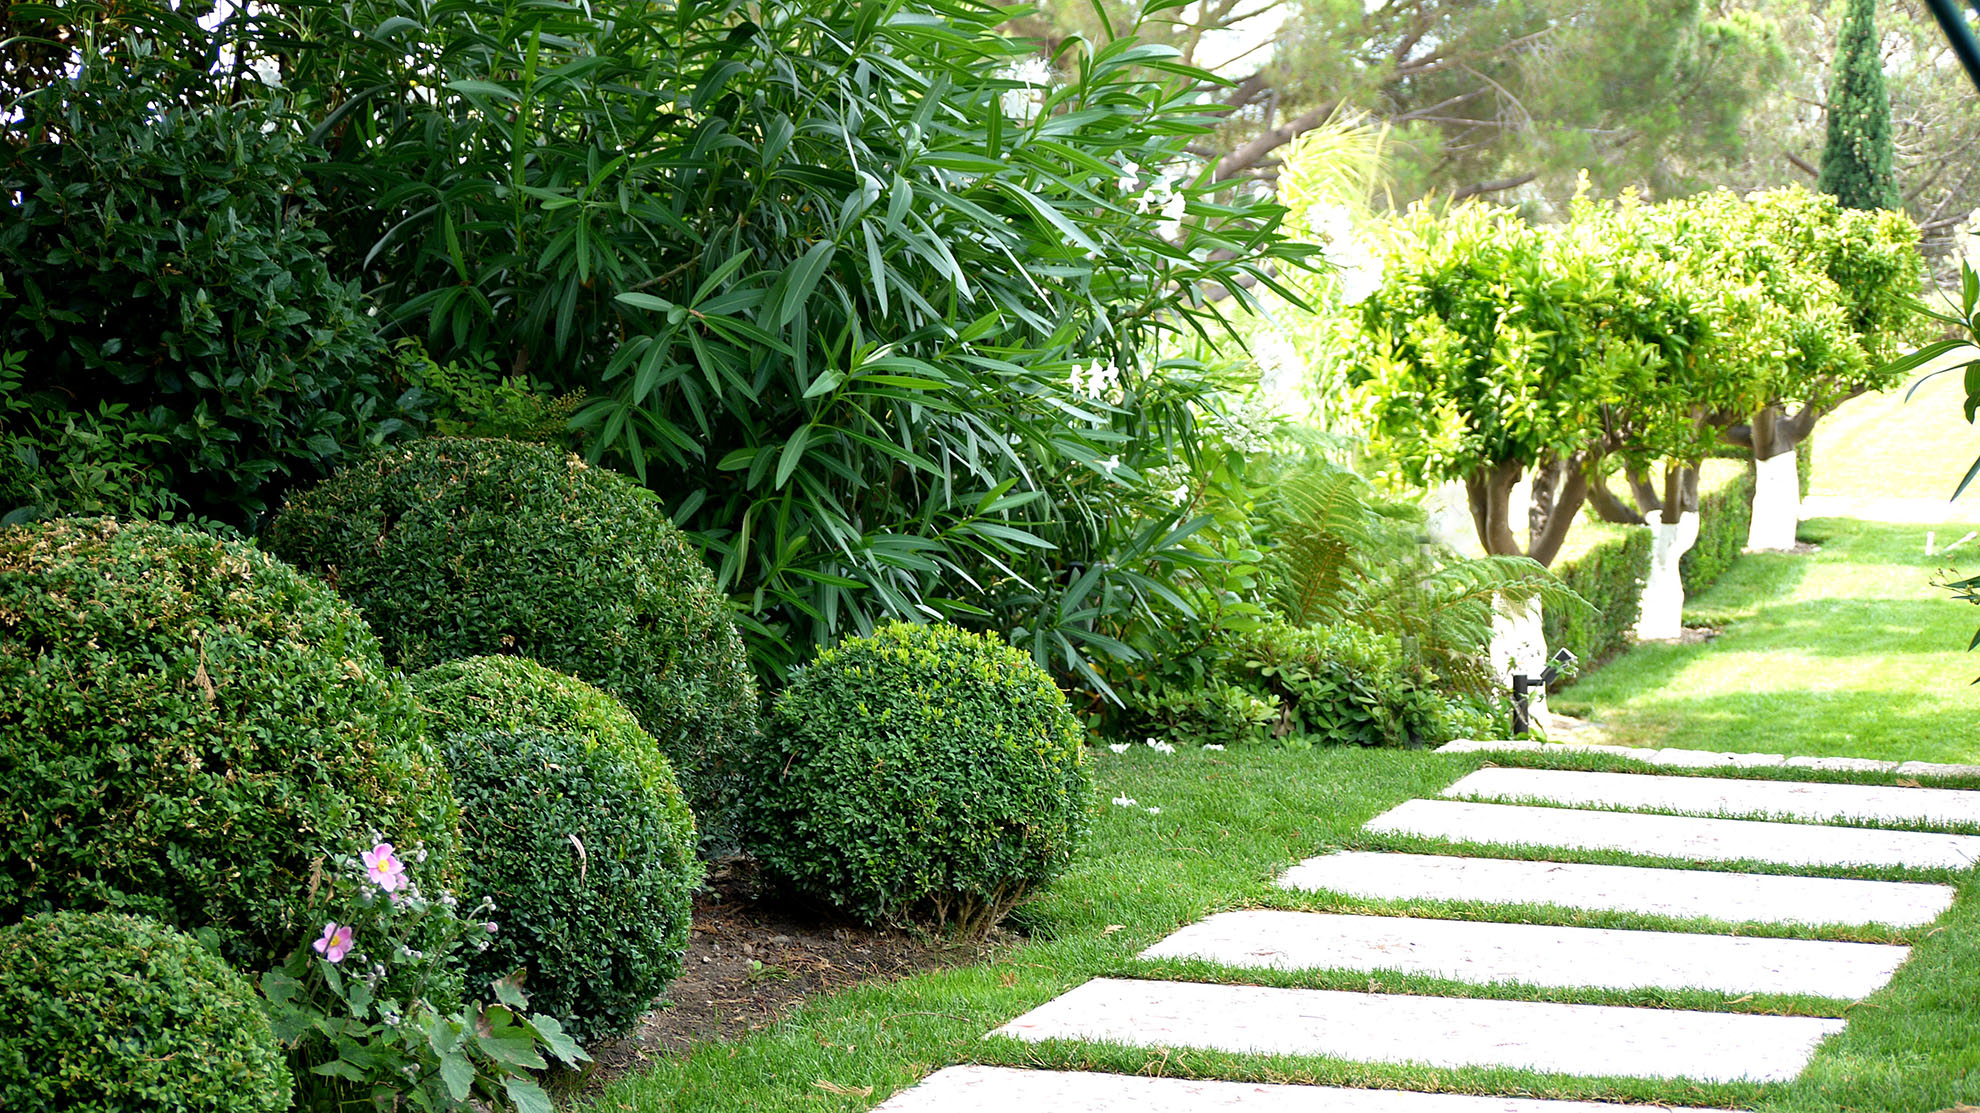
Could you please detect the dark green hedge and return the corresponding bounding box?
[743,622,1090,935]
[412,657,698,1044]
[0,517,458,971]
[263,437,757,830]
[0,911,292,1113]
[1542,525,1650,663]
[1680,466,1755,595]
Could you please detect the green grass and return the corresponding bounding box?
[1809,350,1980,501]
[1552,517,1980,764]
[580,744,1980,1112]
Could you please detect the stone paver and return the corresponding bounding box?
[991,978,1844,1083]
[1444,767,1980,827]
[1139,910,1908,998]
[1367,799,1980,870]
[1277,851,1954,927]
[1437,740,1980,781]
[868,1066,1742,1113]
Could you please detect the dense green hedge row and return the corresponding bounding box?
[1542,524,1651,664]
[1679,467,1756,595]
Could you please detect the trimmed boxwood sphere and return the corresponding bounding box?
[0,911,292,1112]
[413,656,699,1041]
[0,517,457,970]
[263,437,757,825]
[435,724,697,1044]
[743,622,1091,933]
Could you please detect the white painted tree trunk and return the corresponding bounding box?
[1425,480,1482,556]
[1634,510,1700,642]
[1489,595,1548,720]
[1747,450,1800,552]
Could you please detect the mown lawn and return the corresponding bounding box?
[1552,516,1980,764]
[579,743,1980,1112]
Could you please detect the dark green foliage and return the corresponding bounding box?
[744,623,1090,934]
[0,911,292,1113]
[1680,466,1756,595]
[0,517,458,971]
[1543,525,1652,664]
[263,437,757,827]
[434,726,696,1045]
[1818,0,1902,211]
[0,44,416,528]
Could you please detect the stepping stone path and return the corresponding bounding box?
[872,742,1972,1111]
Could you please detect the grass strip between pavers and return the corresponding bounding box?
[580,746,1980,1112]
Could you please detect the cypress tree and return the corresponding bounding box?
[1818,0,1903,210]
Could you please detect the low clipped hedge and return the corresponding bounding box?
[0,911,292,1112]
[412,657,699,1043]
[263,437,757,828]
[1680,463,1755,595]
[1542,523,1650,664]
[0,518,457,970]
[744,623,1091,935]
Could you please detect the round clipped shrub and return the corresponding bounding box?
[0,517,457,971]
[436,727,697,1044]
[0,911,292,1112]
[262,437,757,824]
[744,622,1091,934]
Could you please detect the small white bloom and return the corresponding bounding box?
[1202,743,1226,751]
[1169,483,1191,507]
[1098,455,1121,475]
[1108,742,1131,753]
[1144,738,1176,754]
[1146,806,1161,815]
[1111,795,1138,807]
[1116,159,1140,193]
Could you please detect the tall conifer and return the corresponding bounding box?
[1818,0,1903,210]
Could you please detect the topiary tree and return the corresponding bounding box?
[0,911,292,1112]
[411,656,698,1042]
[743,622,1090,936]
[0,42,417,529]
[263,436,758,829]
[0,517,458,971]
[1818,0,1903,213]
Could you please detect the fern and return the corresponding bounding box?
[1257,456,1587,699]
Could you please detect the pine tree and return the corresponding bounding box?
[1818,0,1903,210]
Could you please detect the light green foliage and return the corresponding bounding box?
[412,657,699,1043]
[1541,523,1652,664]
[0,912,292,1113]
[263,437,757,829]
[393,343,586,447]
[744,623,1091,935]
[1818,0,1903,211]
[259,843,589,1113]
[0,41,416,529]
[0,517,458,972]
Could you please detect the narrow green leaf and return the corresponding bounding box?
[775,426,813,490]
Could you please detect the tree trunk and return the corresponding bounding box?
[1746,405,1800,551]
[1624,466,1663,518]
[1635,465,1701,641]
[1584,469,1646,525]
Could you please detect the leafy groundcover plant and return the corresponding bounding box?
[261,836,587,1113]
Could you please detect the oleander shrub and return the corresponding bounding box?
[262,436,757,827]
[0,517,457,971]
[0,911,291,1113]
[411,656,698,1042]
[745,622,1090,935]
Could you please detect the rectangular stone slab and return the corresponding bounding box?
[1445,767,1980,827]
[1140,910,1908,998]
[1277,851,1954,927]
[1366,799,1980,870]
[869,1065,1742,1113]
[990,978,1843,1083]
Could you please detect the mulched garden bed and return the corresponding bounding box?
[576,856,998,1091]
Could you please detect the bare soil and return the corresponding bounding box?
[574,857,996,1091]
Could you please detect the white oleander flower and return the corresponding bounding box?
[1111,795,1138,807]
[1109,742,1131,753]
